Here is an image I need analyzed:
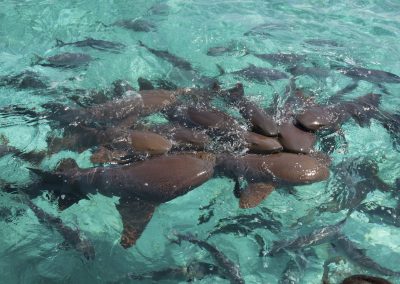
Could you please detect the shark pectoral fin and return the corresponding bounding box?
[352,111,372,127]
[239,183,275,209]
[216,64,226,76]
[333,80,359,99]
[117,198,157,248]
[55,39,65,47]
[57,193,87,211]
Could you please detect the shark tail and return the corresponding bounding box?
[28,167,66,184]
[241,48,251,57]
[17,151,47,166]
[55,39,65,47]
[31,54,44,66]
[216,64,225,76]
[95,21,110,28]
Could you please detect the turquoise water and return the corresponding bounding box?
[0,0,400,283]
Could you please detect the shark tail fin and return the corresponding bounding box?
[95,21,109,28]
[31,54,44,66]
[18,151,47,166]
[241,48,251,57]
[28,167,66,184]
[55,39,65,47]
[216,64,225,76]
[28,158,78,183]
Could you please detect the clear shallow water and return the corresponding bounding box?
[0,0,400,283]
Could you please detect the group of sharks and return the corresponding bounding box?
[1,77,399,283]
[1,6,400,284]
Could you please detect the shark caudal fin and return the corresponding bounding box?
[137,40,146,48]
[30,54,45,66]
[27,167,66,184]
[241,47,251,57]
[55,39,66,47]
[28,158,79,179]
[95,21,110,28]
[28,160,88,211]
[216,64,225,76]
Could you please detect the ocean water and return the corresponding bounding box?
[0,0,400,283]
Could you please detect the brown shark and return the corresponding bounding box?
[278,122,316,154]
[52,88,187,128]
[169,127,210,150]
[29,154,215,248]
[219,83,279,136]
[150,124,211,150]
[218,153,330,208]
[119,130,172,155]
[90,130,172,164]
[90,147,131,164]
[238,100,279,136]
[219,153,329,184]
[243,132,283,154]
[48,126,172,156]
[186,107,240,132]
